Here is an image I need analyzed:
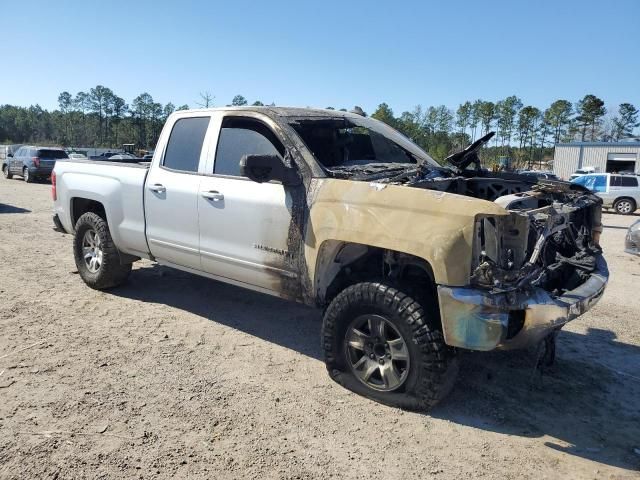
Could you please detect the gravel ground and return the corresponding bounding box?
[1,177,639,479]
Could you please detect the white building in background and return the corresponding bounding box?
[553,141,640,180]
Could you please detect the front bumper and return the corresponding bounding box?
[437,254,609,351]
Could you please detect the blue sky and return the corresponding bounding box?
[1,0,638,115]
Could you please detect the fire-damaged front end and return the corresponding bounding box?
[437,183,608,351]
[286,112,608,352]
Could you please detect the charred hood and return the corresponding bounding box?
[332,163,603,299]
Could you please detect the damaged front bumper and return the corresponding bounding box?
[437,254,608,351]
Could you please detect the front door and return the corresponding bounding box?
[10,148,23,174]
[144,115,211,270]
[198,115,296,292]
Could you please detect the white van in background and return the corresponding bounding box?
[572,173,640,214]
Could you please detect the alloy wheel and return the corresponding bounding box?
[344,314,410,391]
[617,201,633,214]
[82,229,103,273]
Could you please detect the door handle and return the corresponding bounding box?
[149,183,166,193]
[202,190,224,201]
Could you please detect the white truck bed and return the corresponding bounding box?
[53,159,151,259]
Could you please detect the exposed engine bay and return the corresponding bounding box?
[294,120,604,299]
[355,164,602,298]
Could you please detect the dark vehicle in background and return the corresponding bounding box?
[89,151,120,160]
[88,152,140,163]
[2,146,68,182]
[518,170,559,180]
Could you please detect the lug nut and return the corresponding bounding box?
[369,353,375,359]
[379,359,385,365]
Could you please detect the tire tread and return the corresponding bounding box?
[321,281,457,411]
[73,212,132,289]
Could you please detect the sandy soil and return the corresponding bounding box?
[0,177,639,479]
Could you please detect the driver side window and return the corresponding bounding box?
[213,118,284,177]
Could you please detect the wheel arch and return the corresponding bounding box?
[71,199,139,264]
[614,196,637,213]
[71,197,108,227]
[313,240,437,308]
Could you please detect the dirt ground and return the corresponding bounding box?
[0,177,639,480]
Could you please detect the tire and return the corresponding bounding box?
[322,282,458,411]
[613,198,636,215]
[23,167,33,183]
[73,212,132,289]
[2,165,12,179]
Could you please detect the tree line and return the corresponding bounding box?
[366,95,639,166]
[1,87,638,167]
[0,88,272,151]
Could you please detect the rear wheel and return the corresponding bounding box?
[613,198,636,215]
[2,165,12,179]
[73,212,132,289]
[322,282,458,411]
[23,167,32,183]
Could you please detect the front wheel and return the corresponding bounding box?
[2,165,12,179]
[613,198,636,215]
[73,212,132,289]
[322,282,458,411]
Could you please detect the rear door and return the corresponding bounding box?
[197,113,296,291]
[607,175,621,206]
[144,115,212,270]
[617,175,640,205]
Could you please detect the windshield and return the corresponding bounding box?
[290,115,440,172]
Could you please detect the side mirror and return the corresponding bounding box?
[7,153,13,158]
[240,154,301,186]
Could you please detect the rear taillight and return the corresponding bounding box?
[51,171,57,201]
[32,156,40,167]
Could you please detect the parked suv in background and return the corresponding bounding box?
[2,146,68,182]
[572,173,640,214]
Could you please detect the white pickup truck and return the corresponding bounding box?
[53,107,608,410]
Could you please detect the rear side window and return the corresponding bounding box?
[214,118,284,177]
[37,149,68,159]
[620,176,638,187]
[162,117,210,172]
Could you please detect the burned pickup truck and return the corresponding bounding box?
[52,107,607,410]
